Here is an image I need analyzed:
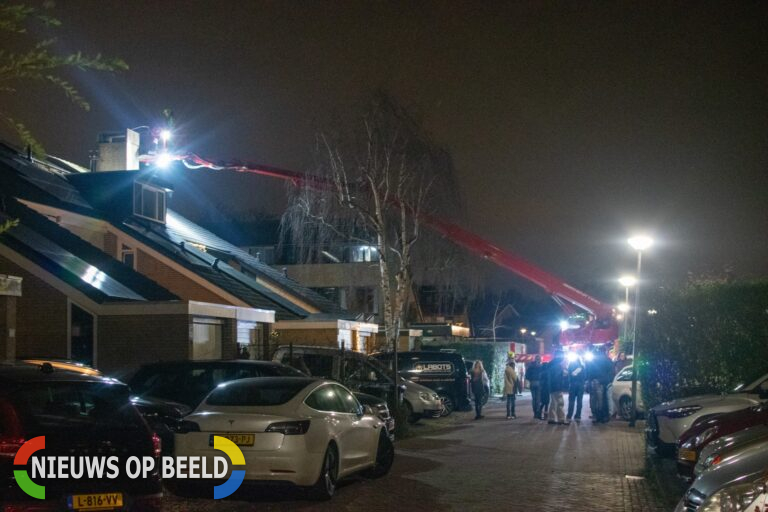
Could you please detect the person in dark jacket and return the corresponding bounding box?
[566,354,586,421]
[589,348,614,423]
[538,360,551,420]
[547,351,569,424]
[526,355,543,419]
[470,360,489,420]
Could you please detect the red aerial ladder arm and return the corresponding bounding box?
[421,213,613,319]
[157,153,617,344]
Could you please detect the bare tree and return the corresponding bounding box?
[282,94,454,384]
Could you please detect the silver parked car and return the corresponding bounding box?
[695,424,768,477]
[676,437,768,511]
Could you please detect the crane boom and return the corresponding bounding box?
[156,153,618,345]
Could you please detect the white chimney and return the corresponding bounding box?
[95,129,140,171]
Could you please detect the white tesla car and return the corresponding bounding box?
[174,377,394,499]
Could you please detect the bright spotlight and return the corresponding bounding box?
[619,275,637,287]
[617,302,630,313]
[584,351,594,362]
[559,320,569,331]
[567,352,578,363]
[160,129,172,142]
[628,235,653,251]
[155,152,173,169]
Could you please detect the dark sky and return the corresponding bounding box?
[4,1,768,302]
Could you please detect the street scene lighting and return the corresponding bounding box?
[619,275,637,288]
[618,302,630,313]
[628,235,653,251]
[160,129,172,142]
[628,234,653,428]
[155,152,172,169]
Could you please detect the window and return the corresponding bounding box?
[354,287,375,314]
[192,318,222,360]
[133,182,167,223]
[305,385,345,412]
[332,385,362,414]
[616,368,634,382]
[349,245,379,263]
[120,244,135,269]
[206,379,309,407]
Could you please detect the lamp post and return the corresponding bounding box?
[618,275,637,349]
[627,235,653,427]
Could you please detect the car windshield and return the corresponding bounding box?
[731,371,768,393]
[268,365,308,377]
[15,381,141,430]
[205,379,311,407]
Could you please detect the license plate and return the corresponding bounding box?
[210,433,255,446]
[679,449,697,462]
[68,493,123,510]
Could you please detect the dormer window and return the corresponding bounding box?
[133,182,167,223]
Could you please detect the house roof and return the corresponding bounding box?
[0,143,349,321]
[0,199,178,303]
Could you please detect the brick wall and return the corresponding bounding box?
[136,249,230,304]
[274,328,340,350]
[0,255,68,358]
[97,314,190,373]
[104,232,118,258]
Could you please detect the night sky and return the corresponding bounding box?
[4,1,768,303]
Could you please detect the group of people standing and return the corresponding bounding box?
[468,348,626,424]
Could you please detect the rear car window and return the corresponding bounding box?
[206,379,310,406]
[14,381,141,429]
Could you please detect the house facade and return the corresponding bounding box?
[0,141,374,372]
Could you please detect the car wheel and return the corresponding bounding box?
[310,444,339,501]
[405,401,420,424]
[619,396,633,420]
[440,395,454,416]
[364,431,394,478]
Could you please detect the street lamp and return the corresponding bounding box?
[520,328,527,335]
[618,275,637,350]
[627,235,653,427]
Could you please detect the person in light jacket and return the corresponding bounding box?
[504,358,518,419]
[471,360,489,420]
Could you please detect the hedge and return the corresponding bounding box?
[638,279,768,408]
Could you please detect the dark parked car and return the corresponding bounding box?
[677,404,768,478]
[372,350,472,415]
[126,360,394,440]
[0,362,162,511]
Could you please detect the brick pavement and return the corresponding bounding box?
[161,394,672,512]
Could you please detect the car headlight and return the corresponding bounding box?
[694,427,719,448]
[664,405,702,418]
[699,478,767,512]
[419,392,432,401]
[683,427,719,450]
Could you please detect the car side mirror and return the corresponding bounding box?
[369,371,378,382]
[362,405,375,416]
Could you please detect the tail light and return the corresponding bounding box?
[151,432,162,458]
[0,398,24,457]
[265,420,310,435]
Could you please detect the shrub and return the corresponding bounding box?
[639,279,768,408]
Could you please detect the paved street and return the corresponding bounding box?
[164,395,675,512]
